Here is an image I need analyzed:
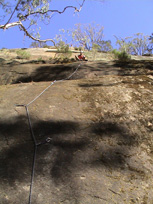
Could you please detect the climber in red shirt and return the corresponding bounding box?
[75,51,87,61]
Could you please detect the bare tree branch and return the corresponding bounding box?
[0,1,11,8]
[0,21,55,45]
[0,1,6,7]
[0,2,4,6]
[0,21,20,29]
[23,0,86,19]
[4,0,22,26]
[0,0,86,45]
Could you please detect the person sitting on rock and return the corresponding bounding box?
[75,51,87,61]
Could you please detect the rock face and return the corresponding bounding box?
[0,50,153,204]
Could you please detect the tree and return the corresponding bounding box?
[0,0,86,45]
[114,35,133,54]
[30,41,49,48]
[149,33,153,53]
[98,40,112,52]
[115,33,153,56]
[55,40,70,53]
[130,33,153,56]
[71,22,105,50]
[71,22,112,51]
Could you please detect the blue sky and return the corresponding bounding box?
[0,0,153,49]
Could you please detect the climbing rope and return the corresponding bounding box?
[15,62,82,204]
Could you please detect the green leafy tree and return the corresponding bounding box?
[54,29,72,46]
[112,49,131,62]
[30,41,49,48]
[98,40,112,52]
[114,35,132,53]
[0,0,86,45]
[71,22,105,50]
[149,33,153,53]
[115,33,152,56]
[91,43,101,60]
[131,33,152,55]
[56,41,70,53]
[55,40,72,60]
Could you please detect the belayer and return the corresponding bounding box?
[75,51,88,61]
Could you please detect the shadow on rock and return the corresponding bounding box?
[11,61,116,84]
[2,60,152,85]
[0,115,140,203]
[114,59,153,73]
[79,82,122,88]
[92,121,137,146]
[12,64,80,84]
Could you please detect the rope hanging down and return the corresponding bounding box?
[15,62,82,204]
